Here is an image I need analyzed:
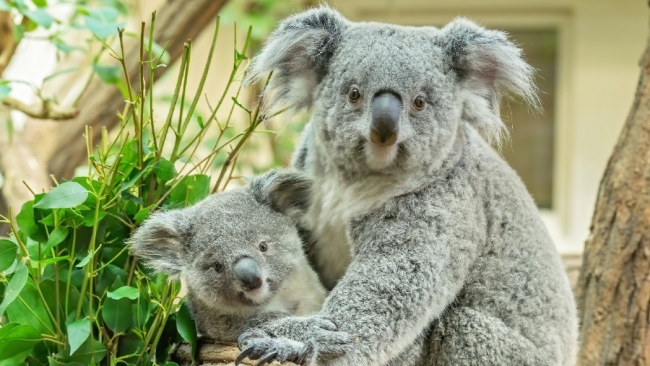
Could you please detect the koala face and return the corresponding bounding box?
[313,24,461,176]
[128,169,312,310]
[181,190,303,308]
[247,8,537,178]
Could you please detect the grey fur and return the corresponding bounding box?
[238,7,578,366]
[128,169,326,342]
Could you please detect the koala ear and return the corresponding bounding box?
[244,6,347,113]
[250,169,312,221]
[127,210,191,279]
[440,18,539,144]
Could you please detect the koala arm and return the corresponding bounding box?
[239,183,485,366]
[321,200,482,364]
[197,310,291,343]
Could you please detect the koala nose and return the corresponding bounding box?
[233,257,263,291]
[370,91,401,147]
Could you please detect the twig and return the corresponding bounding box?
[2,96,79,120]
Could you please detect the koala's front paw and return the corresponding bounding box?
[236,329,313,365]
[236,317,357,365]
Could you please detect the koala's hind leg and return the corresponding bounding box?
[425,307,554,366]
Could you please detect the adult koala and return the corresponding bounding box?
[237,6,578,366]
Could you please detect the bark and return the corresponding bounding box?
[576,12,650,366]
[46,0,228,180]
[174,342,296,366]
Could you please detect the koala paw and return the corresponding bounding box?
[236,329,313,365]
[236,316,357,365]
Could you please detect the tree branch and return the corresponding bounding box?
[2,96,79,120]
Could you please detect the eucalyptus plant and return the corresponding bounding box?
[0,11,267,365]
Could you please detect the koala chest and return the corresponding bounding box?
[304,175,396,289]
[263,260,327,315]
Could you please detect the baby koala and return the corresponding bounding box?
[128,169,326,341]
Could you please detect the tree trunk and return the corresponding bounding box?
[45,0,228,180]
[576,11,650,366]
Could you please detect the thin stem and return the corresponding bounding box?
[212,71,273,193]
[138,21,146,170]
[157,44,189,159]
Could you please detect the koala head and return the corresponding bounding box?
[127,169,312,310]
[247,7,538,178]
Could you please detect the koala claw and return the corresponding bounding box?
[236,330,313,365]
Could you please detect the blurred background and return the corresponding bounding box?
[0,0,647,256]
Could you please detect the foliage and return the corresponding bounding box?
[0,0,142,131]
[220,0,316,171]
[0,12,268,365]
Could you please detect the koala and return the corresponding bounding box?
[236,6,579,366]
[128,169,327,342]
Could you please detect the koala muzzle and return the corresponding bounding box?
[370,91,401,146]
[233,257,263,291]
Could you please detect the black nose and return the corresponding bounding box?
[232,257,263,291]
[370,91,401,146]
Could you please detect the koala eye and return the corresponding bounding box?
[213,262,224,273]
[413,95,426,110]
[348,86,361,102]
[259,241,268,253]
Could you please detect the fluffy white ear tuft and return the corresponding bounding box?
[250,169,312,222]
[127,210,190,279]
[244,6,347,115]
[441,18,539,144]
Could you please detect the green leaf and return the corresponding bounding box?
[168,174,210,208]
[101,297,132,333]
[79,5,118,22]
[232,97,252,115]
[53,39,84,53]
[176,302,197,359]
[46,357,85,366]
[84,16,121,39]
[0,239,17,272]
[153,158,176,182]
[0,83,11,102]
[0,263,28,317]
[82,210,107,227]
[134,284,151,328]
[40,279,82,325]
[0,349,31,366]
[45,227,69,250]
[75,251,92,268]
[23,9,53,29]
[0,1,9,11]
[196,115,204,128]
[116,332,143,364]
[92,64,120,84]
[57,337,106,364]
[16,200,47,242]
[6,279,55,336]
[0,323,41,361]
[34,182,88,209]
[107,286,139,300]
[66,317,90,355]
[133,204,156,224]
[96,264,127,296]
[13,23,24,42]
[33,0,47,7]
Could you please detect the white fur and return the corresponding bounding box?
[264,260,327,315]
[365,143,400,170]
[304,169,417,288]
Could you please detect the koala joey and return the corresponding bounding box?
[236,6,578,366]
[128,169,327,342]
